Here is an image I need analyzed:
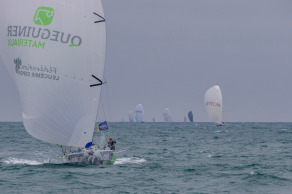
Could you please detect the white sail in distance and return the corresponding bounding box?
[135,104,144,122]
[204,85,223,124]
[162,108,172,122]
[0,0,106,148]
[128,111,134,122]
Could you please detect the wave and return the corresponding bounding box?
[114,157,146,165]
[3,156,146,166]
[2,157,46,166]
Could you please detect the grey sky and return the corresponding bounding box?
[1,0,292,122]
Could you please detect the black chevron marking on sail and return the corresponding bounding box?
[93,12,105,23]
[90,75,103,87]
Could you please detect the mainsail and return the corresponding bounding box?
[0,0,106,148]
[188,111,194,122]
[135,104,144,122]
[204,85,223,124]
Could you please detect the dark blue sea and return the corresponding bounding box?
[1,122,292,193]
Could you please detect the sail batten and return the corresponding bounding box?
[0,0,106,148]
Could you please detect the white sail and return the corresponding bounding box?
[162,108,172,122]
[128,111,134,122]
[135,104,144,122]
[0,0,106,148]
[204,85,223,124]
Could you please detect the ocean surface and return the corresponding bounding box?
[1,122,292,193]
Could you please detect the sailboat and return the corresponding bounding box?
[128,110,134,122]
[188,111,194,122]
[0,0,116,164]
[135,104,145,122]
[204,85,225,127]
[162,107,172,122]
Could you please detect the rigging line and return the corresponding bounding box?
[100,89,107,121]
[104,78,112,121]
[95,86,107,122]
[95,85,105,123]
[95,102,99,123]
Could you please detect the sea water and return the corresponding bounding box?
[1,122,292,193]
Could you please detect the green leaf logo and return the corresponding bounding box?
[34,7,55,26]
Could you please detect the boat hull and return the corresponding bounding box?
[216,122,225,127]
[64,149,116,165]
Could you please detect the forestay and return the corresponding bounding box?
[0,0,106,148]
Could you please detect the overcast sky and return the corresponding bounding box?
[1,0,292,122]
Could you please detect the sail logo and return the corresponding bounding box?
[14,57,22,73]
[7,26,82,48]
[206,101,221,107]
[7,6,82,49]
[34,7,55,26]
[14,57,59,81]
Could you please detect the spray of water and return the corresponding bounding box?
[97,134,106,149]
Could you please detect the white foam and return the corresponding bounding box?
[3,158,43,165]
[114,157,146,165]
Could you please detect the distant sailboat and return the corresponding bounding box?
[128,111,134,122]
[162,108,172,122]
[188,111,194,122]
[152,117,156,122]
[184,116,187,122]
[135,104,144,122]
[204,85,224,126]
[0,0,116,164]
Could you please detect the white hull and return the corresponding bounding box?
[64,149,116,164]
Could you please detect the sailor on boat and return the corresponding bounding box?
[107,138,116,150]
